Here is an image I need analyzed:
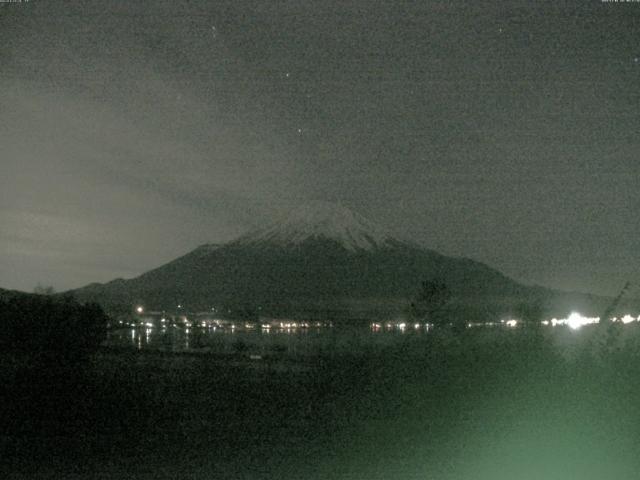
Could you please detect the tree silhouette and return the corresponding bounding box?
[33,284,55,295]
[514,297,545,325]
[410,279,452,326]
[0,292,108,362]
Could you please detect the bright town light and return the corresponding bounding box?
[566,312,599,330]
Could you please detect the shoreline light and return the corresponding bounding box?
[620,314,637,324]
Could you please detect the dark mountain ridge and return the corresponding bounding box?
[69,204,627,320]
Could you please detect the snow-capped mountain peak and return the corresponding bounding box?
[232,203,399,251]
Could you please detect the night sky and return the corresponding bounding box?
[1,0,638,296]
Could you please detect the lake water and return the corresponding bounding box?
[104,322,434,357]
[103,318,640,360]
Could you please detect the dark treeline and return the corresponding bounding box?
[0,290,112,447]
[0,290,108,361]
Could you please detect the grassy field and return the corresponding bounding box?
[3,324,640,479]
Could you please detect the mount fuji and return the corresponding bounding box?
[72,203,551,319]
[233,202,402,252]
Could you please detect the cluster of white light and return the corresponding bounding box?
[258,320,329,330]
[130,304,640,336]
[372,321,431,331]
[612,314,640,324]
[467,321,500,328]
[542,312,600,330]
[128,318,334,332]
[539,313,640,329]
[278,321,309,329]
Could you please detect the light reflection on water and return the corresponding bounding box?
[106,323,426,356]
[107,316,640,357]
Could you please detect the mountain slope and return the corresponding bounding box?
[71,204,549,317]
[233,202,401,251]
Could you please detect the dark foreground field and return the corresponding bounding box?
[3,325,640,480]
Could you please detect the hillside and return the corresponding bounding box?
[70,204,622,320]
